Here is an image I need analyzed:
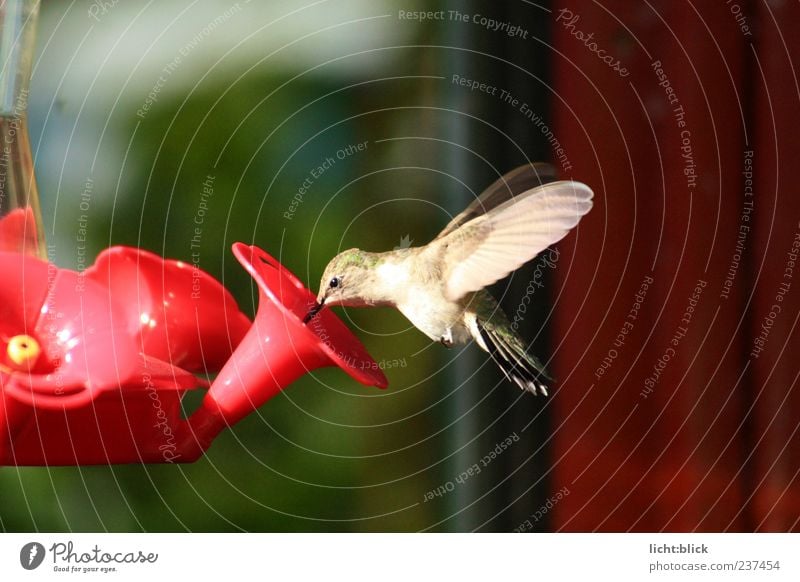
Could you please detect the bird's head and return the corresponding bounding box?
[304,248,378,323]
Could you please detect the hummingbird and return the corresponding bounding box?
[304,164,593,395]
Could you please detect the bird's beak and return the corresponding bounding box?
[303,297,325,324]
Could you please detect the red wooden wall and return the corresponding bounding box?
[551,1,799,531]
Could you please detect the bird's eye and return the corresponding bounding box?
[329,277,340,289]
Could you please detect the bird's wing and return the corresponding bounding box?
[434,163,558,240]
[435,180,593,301]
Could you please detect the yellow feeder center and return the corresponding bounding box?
[6,334,41,371]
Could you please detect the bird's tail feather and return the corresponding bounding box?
[476,321,550,396]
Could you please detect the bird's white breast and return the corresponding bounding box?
[375,258,470,344]
[396,287,471,344]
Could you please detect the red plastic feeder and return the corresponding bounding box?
[0,241,386,465]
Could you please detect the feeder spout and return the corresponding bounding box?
[0,0,45,258]
[173,243,387,454]
[0,0,38,117]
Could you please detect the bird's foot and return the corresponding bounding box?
[439,330,454,348]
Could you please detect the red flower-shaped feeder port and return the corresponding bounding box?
[182,243,387,456]
[0,233,387,465]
